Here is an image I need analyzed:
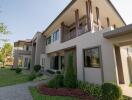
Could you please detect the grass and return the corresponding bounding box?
[29,87,79,100]
[0,68,30,87]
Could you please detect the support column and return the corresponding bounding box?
[61,22,65,42]
[107,17,110,27]
[96,7,101,30]
[115,46,125,84]
[75,9,80,36]
[86,0,93,32]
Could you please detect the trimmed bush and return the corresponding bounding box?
[78,81,102,99]
[102,83,122,100]
[64,53,77,88]
[33,65,41,72]
[15,68,22,74]
[28,72,37,81]
[48,74,64,88]
[37,72,43,77]
[56,71,61,74]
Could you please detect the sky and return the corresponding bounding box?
[0,0,131,47]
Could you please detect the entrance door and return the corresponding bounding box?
[115,46,125,84]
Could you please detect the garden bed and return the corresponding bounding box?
[38,85,95,100]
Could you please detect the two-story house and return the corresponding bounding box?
[13,39,32,69]
[32,0,132,92]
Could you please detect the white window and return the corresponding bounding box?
[42,58,45,66]
[53,29,59,42]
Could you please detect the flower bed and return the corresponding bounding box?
[38,85,95,100]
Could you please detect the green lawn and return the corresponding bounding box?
[0,68,30,87]
[29,87,78,100]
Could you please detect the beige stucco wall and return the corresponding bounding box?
[46,27,118,84]
[35,34,46,65]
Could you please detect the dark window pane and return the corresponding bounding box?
[84,47,101,68]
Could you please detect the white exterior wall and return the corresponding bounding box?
[46,27,118,84]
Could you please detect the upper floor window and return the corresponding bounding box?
[53,29,59,42]
[26,46,29,51]
[83,47,101,68]
[46,36,51,45]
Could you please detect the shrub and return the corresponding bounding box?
[37,72,43,77]
[78,81,102,99]
[102,83,122,100]
[15,68,22,74]
[64,53,77,88]
[10,68,16,70]
[48,74,64,88]
[28,72,37,81]
[56,71,61,74]
[33,65,41,72]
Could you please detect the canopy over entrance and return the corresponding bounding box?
[103,24,132,46]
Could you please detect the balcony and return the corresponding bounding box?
[14,50,31,55]
[62,22,104,42]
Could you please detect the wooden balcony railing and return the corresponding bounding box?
[62,23,104,42]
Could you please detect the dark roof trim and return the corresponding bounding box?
[103,24,132,39]
[107,0,126,25]
[42,0,77,35]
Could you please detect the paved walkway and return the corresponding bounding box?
[120,85,132,98]
[0,80,47,100]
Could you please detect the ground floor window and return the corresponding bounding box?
[41,58,45,67]
[84,46,101,68]
[50,56,59,70]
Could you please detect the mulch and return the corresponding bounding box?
[38,85,96,100]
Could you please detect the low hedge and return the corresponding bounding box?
[102,83,122,100]
[15,68,22,74]
[78,81,102,99]
[33,65,41,72]
[78,81,123,100]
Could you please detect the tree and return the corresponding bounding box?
[64,53,77,88]
[0,23,9,35]
[0,43,13,66]
[0,23,10,43]
[0,51,4,63]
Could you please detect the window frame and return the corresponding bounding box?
[83,46,102,68]
[46,36,51,45]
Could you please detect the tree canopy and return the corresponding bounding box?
[0,23,10,42]
[0,43,13,65]
[0,23,9,35]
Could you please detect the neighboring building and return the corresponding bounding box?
[16,0,132,91]
[13,39,32,69]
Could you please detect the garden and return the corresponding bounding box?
[29,53,127,100]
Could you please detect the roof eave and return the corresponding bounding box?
[42,0,77,35]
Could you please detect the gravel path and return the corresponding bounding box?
[0,80,47,100]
